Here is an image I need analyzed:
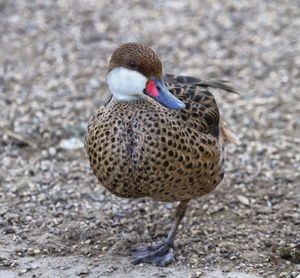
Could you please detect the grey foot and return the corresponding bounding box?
[131,242,174,267]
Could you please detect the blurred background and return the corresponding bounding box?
[0,1,299,277]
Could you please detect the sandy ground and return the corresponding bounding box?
[1,0,300,277]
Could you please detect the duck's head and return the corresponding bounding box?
[107,42,185,110]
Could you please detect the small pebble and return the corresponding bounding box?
[236,195,250,206]
[49,147,57,156]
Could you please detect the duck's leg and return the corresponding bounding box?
[132,199,190,266]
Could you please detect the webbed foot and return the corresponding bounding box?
[131,242,174,266]
[130,200,190,267]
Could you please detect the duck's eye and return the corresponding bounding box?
[128,62,137,69]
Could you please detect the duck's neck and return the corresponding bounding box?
[107,67,147,101]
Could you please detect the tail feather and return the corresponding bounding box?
[221,123,240,145]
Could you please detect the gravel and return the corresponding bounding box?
[0,0,299,277]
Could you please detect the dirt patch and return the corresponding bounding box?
[0,254,263,278]
[0,0,299,278]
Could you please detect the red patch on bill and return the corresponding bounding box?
[146,80,159,97]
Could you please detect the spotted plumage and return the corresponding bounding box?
[86,77,230,202]
[85,42,237,266]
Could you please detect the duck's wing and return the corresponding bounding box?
[164,74,239,144]
[163,74,238,94]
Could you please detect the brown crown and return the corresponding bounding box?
[108,42,163,79]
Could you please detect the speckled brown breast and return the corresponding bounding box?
[85,81,225,202]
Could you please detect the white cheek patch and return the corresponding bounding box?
[107,67,147,101]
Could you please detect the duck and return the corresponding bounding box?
[85,42,238,266]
